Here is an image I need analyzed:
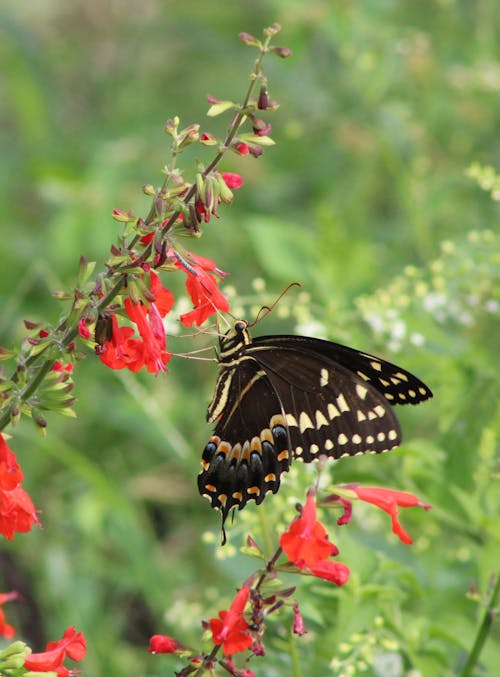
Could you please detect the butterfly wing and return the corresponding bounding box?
[198,356,291,522]
[251,335,433,405]
[248,342,403,462]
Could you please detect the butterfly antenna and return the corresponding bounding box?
[249,282,302,328]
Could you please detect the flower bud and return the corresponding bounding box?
[239,32,260,47]
[112,208,135,222]
[271,46,292,59]
[258,86,270,110]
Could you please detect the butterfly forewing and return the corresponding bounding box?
[198,322,433,524]
[251,335,433,405]
[248,346,403,461]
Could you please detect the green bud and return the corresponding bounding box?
[178,123,200,148]
[164,117,179,136]
[264,23,281,37]
[112,208,135,222]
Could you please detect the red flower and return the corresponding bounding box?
[0,435,23,490]
[0,485,41,539]
[345,485,431,545]
[0,591,20,638]
[0,435,40,540]
[234,142,249,155]
[177,254,230,327]
[280,493,337,567]
[24,626,86,675]
[209,585,253,656]
[220,172,243,189]
[77,317,91,339]
[280,492,350,586]
[99,271,174,374]
[148,634,182,654]
[308,560,350,586]
[52,361,73,373]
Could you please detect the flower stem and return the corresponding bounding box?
[288,628,303,677]
[459,570,500,677]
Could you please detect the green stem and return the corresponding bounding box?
[289,627,303,677]
[459,570,500,677]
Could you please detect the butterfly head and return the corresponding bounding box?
[218,320,252,361]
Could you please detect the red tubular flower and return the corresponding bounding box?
[148,634,182,654]
[0,435,40,539]
[23,626,86,674]
[0,485,41,539]
[177,254,230,327]
[234,142,249,155]
[220,172,243,189]
[0,435,23,490]
[280,493,337,567]
[209,585,253,656]
[280,492,350,586]
[0,591,20,638]
[0,608,15,639]
[348,485,431,545]
[308,560,350,586]
[77,317,91,339]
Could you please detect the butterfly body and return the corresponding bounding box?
[198,321,432,523]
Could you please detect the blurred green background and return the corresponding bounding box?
[1,1,499,675]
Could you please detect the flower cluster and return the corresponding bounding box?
[93,249,231,374]
[149,485,429,674]
[0,435,40,540]
[95,271,174,374]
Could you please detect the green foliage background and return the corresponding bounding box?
[0,1,499,675]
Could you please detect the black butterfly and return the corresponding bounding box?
[198,321,432,525]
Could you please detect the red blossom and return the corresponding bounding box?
[77,317,91,339]
[220,172,243,189]
[280,493,337,567]
[0,435,40,539]
[98,272,174,374]
[209,585,253,656]
[0,435,23,490]
[0,608,15,639]
[52,361,73,373]
[148,634,182,654]
[308,559,350,585]
[0,485,41,539]
[0,591,20,638]
[176,254,230,327]
[280,492,350,586]
[234,142,249,155]
[23,626,86,675]
[347,485,431,545]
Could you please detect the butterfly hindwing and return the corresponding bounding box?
[198,357,291,520]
